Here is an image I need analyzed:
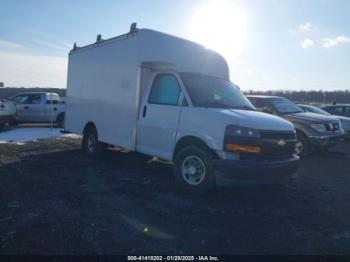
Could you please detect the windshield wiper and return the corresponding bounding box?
[198,102,232,109]
[282,111,303,115]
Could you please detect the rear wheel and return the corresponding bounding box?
[174,145,215,194]
[82,126,103,157]
[295,131,309,157]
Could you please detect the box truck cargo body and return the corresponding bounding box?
[65,26,299,193]
[66,29,228,151]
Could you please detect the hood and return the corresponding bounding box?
[220,109,294,131]
[283,112,339,124]
[336,115,350,122]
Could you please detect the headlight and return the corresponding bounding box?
[310,123,327,132]
[224,125,261,154]
[225,125,260,138]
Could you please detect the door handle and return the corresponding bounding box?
[24,106,29,109]
[53,107,57,111]
[142,106,147,118]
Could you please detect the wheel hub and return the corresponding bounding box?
[181,156,206,186]
[187,165,197,175]
[295,141,303,155]
[87,134,96,152]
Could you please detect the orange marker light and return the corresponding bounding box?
[225,143,261,154]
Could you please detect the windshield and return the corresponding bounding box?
[303,105,331,116]
[271,98,304,114]
[179,73,255,110]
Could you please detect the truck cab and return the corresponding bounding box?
[135,70,299,191]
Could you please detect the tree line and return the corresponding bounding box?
[1,87,349,104]
[244,90,350,104]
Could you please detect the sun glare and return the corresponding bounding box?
[188,1,247,61]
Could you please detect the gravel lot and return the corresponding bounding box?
[0,134,350,255]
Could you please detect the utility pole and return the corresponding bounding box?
[50,93,53,130]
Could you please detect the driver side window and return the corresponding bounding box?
[148,74,181,106]
[334,107,344,114]
[14,95,30,104]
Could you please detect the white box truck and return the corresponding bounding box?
[65,24,299,193]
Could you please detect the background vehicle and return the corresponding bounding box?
[299,104,350,138]
[65,25,299,194]
[11,92,65,127]
[0,99,17,130]
[248,96,344,156]
[321,104,350,118]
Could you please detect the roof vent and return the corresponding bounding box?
[130,23,137,33]
[96,34,103,42]
[73,42,79,51]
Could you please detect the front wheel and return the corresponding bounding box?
[174,145,215,194]
[82,126,103,157]
[295,131,309,157]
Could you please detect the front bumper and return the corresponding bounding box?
[309,133,343,147]
[214,155,299,186]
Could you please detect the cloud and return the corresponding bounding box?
[33,40,71,51]
[289,22,315,35]
[299,22,313,32]
[0,50,67,88]
[0,39,24,50]
[301,38,315,49]
[322,36,350,48]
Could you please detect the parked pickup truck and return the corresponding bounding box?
[11,92,65,127]
[248,96,344,157]
[298,104,350,138]
[0,99,17,130]
[65,24,299,194]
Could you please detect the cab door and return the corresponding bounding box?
[14,94,31,122]
[14,94,44,122]
[137,73,184,160]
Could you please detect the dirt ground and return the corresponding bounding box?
[0,135,350,255]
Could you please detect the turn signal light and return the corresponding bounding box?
[225,143,261,154]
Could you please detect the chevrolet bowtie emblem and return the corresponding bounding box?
[277,139,286,146]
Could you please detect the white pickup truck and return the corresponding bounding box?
[65,24,299,193]
[11,92,65,127]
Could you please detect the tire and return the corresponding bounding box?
[57,114,65,128]
[174,145,216,194]
[295,131,309,157]
[82,126,103,157]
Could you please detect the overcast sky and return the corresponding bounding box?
[0,0,349,91]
